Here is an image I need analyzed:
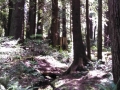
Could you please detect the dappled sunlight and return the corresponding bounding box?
[0,38,25,62]
[87,70,107,79]
[35,56,68,68]
[0,47,18,52]
[0,0,117,88]
[0,37,113,90]
[54,69,113,90]
[55,75,97,90]
[33,56,68,74]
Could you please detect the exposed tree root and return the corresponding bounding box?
[63,58,88,75]
[33,73,58,90]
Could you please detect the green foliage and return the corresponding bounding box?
[0,27,3,36]
[97,82,117,90]
[0,77,32,90]
[30,34,43,39]
[0,0,8,36]
[7,36,14,39]
[13,55,21,60]
[59,46,63,53]
[30,34,36,39]
[91,46,97,51]
[84,85,95,90]
[8,82,20,90]
[8,81,32,90]
[0,75,10,88]
[96,78,120,90]
[102,48,107,51]
[102,47,111,52]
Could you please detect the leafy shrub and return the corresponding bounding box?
[91,46,97,51]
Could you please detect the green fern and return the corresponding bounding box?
[97,82,117,90]
[30,34,43,39]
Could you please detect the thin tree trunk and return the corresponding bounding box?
[62,0,67,50]
[36,0,44,39]
[89,18,93,39]
[104,11,110,48]
[97,0,102,59]
[6,0,13,36]
[86,0,91,59]
[28,0,36,38]
[70,0,72,41]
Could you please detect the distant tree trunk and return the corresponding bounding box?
[6,0,13,36]
[70,0,72,41]
[108,0,112,40]
[63,0,89,75]
[24,0,29,39]
[36,0,44,39]
[51,0,58,47]
[58,16,60,46]
[110,0,120,89]
[86,0,91,59]
[93,20,97,41]
[104,11,110,48]
[0,10,7,36]
[27,0,36,38]
[9,0,25,41]
[89,18,93,39]
[97,0,102,59]
[61,0,67,50]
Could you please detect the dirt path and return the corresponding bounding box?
[0,37,114,90]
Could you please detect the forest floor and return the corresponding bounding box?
[0,37,115,90]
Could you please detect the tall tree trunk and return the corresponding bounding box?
[63,0,89,75]
[36,0,44,39]
[15,0,24,41]
[27,0,36,38]
[86,0,91,59]
[62,0,67,50]
[108,0,112,40]
[97,0,102,59]
[51,0,58,47]
[9,0,25,41]
[70,0,72,41]
[6,0,13,36]
[110,0,120,89]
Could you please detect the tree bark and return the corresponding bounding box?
[70,0,72,41]
[97,0,102,59]
[62,0,67,50]
[6,0,13,36]
[51,0,59,47]
[89,18,93,39]
[27,0,36,38]
[63,0,89,75]
[36,0,44,39]
[110,0,120,89]
[9,0,25,41]
[86,0,91,59]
